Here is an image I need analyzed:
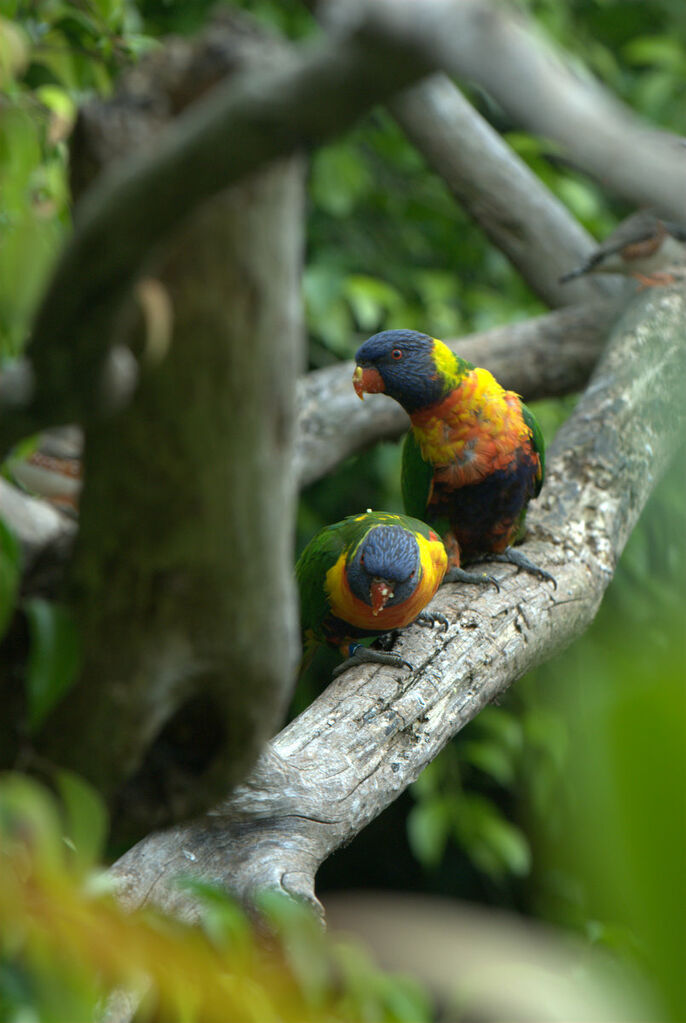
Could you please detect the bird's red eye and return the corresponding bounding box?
[391,349,403,360]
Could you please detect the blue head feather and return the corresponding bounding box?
[355,329,451,413]
[347,524,421,607]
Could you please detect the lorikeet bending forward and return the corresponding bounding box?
[353,330,555,588]
[297,511,448,676]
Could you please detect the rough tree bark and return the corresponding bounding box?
[13,21,306,837]
[111,282,686,918]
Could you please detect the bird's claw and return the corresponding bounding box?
[332,643,414,678]
[416,610,450,631]
[484,547,557,589]
[443,566,501,593]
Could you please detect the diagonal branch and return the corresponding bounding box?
[390,76,623,308]
[363,0,686,221]
[111,282,686,918]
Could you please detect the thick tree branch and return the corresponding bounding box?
[296,299,619,488]
[391,76,622,308]
[111,282,686,918]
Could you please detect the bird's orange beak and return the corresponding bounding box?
[370,578,394,616]
[353,364,385,400]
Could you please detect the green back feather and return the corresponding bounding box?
[520,402,545,495]
[401,431,434,519]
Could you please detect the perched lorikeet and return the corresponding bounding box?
[297,511,448,676]
[352,330,555,588]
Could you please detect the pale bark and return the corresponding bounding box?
[111,282,686,918]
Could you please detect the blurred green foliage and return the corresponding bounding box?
[0,0,156,357]
[0,774,430,1022]
[1,0,686,1018]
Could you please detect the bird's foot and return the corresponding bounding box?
[332,643,413,678]
[415,610,450,631]
[443,566,500,593]
[483,547,557,587]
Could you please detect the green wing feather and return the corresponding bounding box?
[401,430,435,520]
[296,521,347,640]
[520,401,545,496]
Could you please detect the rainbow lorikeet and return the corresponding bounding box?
[297,511,448,676]
[352,330,555,588]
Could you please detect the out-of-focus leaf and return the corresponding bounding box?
[55,771,107,873]
[343,274,402,332]
[335,940,431,1023]
[0,16,28,85]
[175,877,253,957]
[623,35,686,70]
[24,598,81,732]
[310,144,372,218]
[460,740,516,786]
[473,706,523,754]
[556,177,603,221]
[258,891,333,1009]
[0,774,65,872]
[457,795,531,879]
[407,798,451,868]
[0,518,21,639]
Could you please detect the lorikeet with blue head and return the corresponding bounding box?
[352,330,555,589]
[297,511,449,677]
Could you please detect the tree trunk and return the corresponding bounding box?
[30,18,306,840]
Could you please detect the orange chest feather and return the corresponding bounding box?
[325,538,446,632]
[411,373,531,486]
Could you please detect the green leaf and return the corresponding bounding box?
[176,877,252,953]
[258,891,333,1008]
[343,274,402,332]
[24,598,81,732]
[0,517,21,639]
[623,35,686,71]
[55,770,107,872]
[310,144,372,218]
[458,795,531,879]
[407,798,450,868]
[0,774,65,872]
[460,740,515,786]
[473,706,523,754]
